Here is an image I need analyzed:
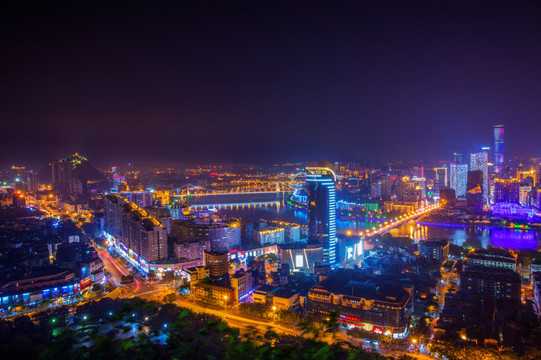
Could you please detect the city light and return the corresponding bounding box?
[0,79,535,359]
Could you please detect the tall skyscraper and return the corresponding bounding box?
[466,170,484,211]
[470,151,489,204]
[493,125,504,174]
[453,152,463,164]
[449,163,468,198]
[306,162,336,266]
[434,166,448,190]
[104,194,168,269]
[493,179,520,204]
[51,159,73,193]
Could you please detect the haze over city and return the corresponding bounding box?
[2,2,541,167]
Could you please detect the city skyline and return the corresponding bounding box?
[2,3,541,358]
[2,2,541,167]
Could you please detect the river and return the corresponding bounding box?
[219,202,541,251]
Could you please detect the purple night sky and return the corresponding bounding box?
[2,2,541,166]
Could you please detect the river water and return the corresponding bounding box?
[220,202,541,251]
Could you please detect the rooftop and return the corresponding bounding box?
[420,239,449,247]
[310,269,410,305]
[461,266,521,283]
[272,287,299,299]
[254,284,276,294]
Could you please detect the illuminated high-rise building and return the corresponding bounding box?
[517,167,536,187]
[466,170,484,211]
[470,151,489,204]
[51,159,73,193]
[306,162,336,266]
[493,179,519,203]
[449,163,468,198]
[411,177,427,199]
[434,166,448,190]
[104,194,168,270]
[493,125,504,174]
[453,152,463,164]
[203,250,229,279]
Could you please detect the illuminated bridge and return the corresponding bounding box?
[359,204,439,238]
[171,182,298,207]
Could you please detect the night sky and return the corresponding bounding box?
[2,2,541,167]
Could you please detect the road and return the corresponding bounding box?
[363,204,439,237]
[93,244,143,297]
[29,196,438,357]
[172,296,438,358]
[173,296,335,340]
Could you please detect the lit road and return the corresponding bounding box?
[174,297,303,337]
[92,244,143,297]
[360,204,439,238]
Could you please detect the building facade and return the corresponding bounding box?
[460,266,520,304]
[254,227,285,245]
[494,179,520,203]
[203,250,229,278]
[280,243,323,273]
[449,163,468,198]
[419,239,449,263]
[470,151,489,204]
[231,270,253,302]
[306,162,337,266]
[493,125,504,174]
[103,194,168,271]
[51,159,73,194]
[174,240,211,261]
[170,215,241,251]
[307,271,412,338]
[465,249,516,271]
[466,170,484,211]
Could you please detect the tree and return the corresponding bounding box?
[266,253,278,265]
[163,293,177,304]
[238,303,270,319]
[0,297,405,360]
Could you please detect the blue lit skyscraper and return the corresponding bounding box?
[470,151,489,204]
[306,162,336,266]
[494,125,504,174]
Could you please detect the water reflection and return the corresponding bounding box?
[221,202,307,223]
[218,204,541,251]
[491,229,538,250]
